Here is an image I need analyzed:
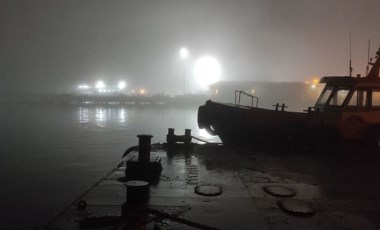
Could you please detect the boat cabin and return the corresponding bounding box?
[314,47,380,126]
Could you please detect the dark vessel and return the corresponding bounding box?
[198,47,380,147]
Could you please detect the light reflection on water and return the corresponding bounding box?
[119,108,126,123]
[75,106,219,142]
[79,107,128,126]
[79,107,89,123]
[80,107,130,126]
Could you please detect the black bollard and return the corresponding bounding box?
[137,134,153,163]
[185,129,192,145]
[167,128,175,145]
[125,180,149,205]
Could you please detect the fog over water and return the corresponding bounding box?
[0,104,218,229]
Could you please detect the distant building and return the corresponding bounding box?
[208,81,323,112]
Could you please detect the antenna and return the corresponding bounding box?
[366,39,371,76]
[349,33,353,77]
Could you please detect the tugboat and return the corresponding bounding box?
[198,46,380,147]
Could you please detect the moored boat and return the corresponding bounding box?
[198,46,380,147]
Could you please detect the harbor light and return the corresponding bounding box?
[194,56,221,89]
[179,47,189,59]
[78,84,90,89]
[95,81,105,89]
[140,89,145,94]
[118,81,126,90]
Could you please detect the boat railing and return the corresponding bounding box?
[235,90,259,108]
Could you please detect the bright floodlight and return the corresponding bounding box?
[118,81,126,90]
[179,47,189,59]
[95,81,105,89]
[194,56,221,89]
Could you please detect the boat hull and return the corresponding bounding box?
[198,100,343,147]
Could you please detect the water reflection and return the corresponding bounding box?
[75,106,220,142]
[77,106,131,127]
[78,107,89,123]
[96,107,105,124]
[119,108,126,123]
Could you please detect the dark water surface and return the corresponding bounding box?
[0,104,218,229]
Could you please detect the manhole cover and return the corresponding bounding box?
[263,185,296,198]
[194,184,222,196]
[277,199,315,216]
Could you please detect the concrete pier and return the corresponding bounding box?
[47,144,380,229]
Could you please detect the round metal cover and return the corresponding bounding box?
[125,180,149,187]
[277,199,315,216]
[194,184,222,196]
[263,185,296,198]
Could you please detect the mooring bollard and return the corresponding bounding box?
[185,129,192,145]
[167,128,175,145]
[137,134,153,163]
[125,180,149,204]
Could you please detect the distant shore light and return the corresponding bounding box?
[78,84,90,89]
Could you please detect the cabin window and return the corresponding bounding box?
[372,91,380,107]
[329,88,350,106]
[316,87,333,105]
[347,90,368,109]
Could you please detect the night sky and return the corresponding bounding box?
[1,0,379,94]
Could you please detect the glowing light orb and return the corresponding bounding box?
[95,81,105,89]
[179,47,189,59]
[194,56,221,89]
[118,81,126,90]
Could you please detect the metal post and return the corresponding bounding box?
[137,134,153,163]
[185,129,192,145]
[167,128,175,145]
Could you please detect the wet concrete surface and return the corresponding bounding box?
[47,145,380,229]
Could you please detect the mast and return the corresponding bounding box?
[349,33,353,77]
[366,40,371,76]
[367,46,380,78]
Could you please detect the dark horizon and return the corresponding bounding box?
[1,0,380,95]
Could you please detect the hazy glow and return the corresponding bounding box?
[194,56,221,89]
[140,89,145,94]
[95,81,105,89]
[179,47,189,59]
[118,81,126,90]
